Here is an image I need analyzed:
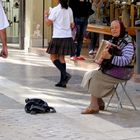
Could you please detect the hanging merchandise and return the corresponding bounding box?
[14,1,19,8]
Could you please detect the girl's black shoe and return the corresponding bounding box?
[55,73,71,88]
[62,73,71,85]
[55,82,66,88]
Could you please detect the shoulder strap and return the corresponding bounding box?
[48,106,56,113]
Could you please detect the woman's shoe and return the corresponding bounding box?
[76,56,85,60]
[81,107,99,114]
[65,73,71,83]
[97,98,105,110]
[89,50,94,55]
[70,56,77,61]
[55,82,66,88]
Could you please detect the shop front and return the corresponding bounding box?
[1,0,21,48]
[1,0,58,50]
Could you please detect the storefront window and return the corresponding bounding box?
[2,0,20,45]
[1,0,59,49]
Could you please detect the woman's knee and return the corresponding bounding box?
[59,55,65,63]
[50,54,58,61]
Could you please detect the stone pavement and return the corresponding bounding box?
[0,49,140,140]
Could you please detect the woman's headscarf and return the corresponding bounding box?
[111,20,127,45]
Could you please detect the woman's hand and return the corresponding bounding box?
[101,49,112,60]
[70,23,75,29]
[44,10,53,26]
[44,10,49,21]
[0,47,8,58]
[100,41,113,59]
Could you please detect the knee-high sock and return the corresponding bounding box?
[61,63,66,81]
[61,63,66,72]
[53,60,66,81]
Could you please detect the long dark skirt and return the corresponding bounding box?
[46,38,75,55]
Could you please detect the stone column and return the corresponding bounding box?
[24,0,33,52]
[19,0,25,49]
[24,0,52,52]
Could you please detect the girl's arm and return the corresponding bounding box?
[44,10,53,26]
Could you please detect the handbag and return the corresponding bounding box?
[102,66,134,80]
[99,41,135,80]
[25,98,56,114]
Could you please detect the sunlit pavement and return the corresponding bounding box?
[0,49,140,140]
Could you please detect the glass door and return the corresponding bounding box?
[2,0,20,48]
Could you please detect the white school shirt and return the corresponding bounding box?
[48,4,74,38]
[0,0,9,30]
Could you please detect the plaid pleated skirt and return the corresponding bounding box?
[46,38,75,55]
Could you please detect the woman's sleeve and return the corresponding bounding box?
[48,8,57,21]
[111,43,135,67]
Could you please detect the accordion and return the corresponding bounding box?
[94,40,119,65]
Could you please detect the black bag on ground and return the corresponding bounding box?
[24,98,56,114]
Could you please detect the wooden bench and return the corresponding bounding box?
[86,24,136,45]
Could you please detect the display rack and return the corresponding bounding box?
[2,0,19,25]
[93,0,140,28]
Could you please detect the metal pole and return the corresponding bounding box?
[42,0,45,48]
[136,29,140,74]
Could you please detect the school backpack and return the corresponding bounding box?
[24,98,56,114]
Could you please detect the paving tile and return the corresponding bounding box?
[0,49,140,140]
[105,129,140,140]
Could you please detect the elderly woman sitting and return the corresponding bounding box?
[81,19,135,114]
